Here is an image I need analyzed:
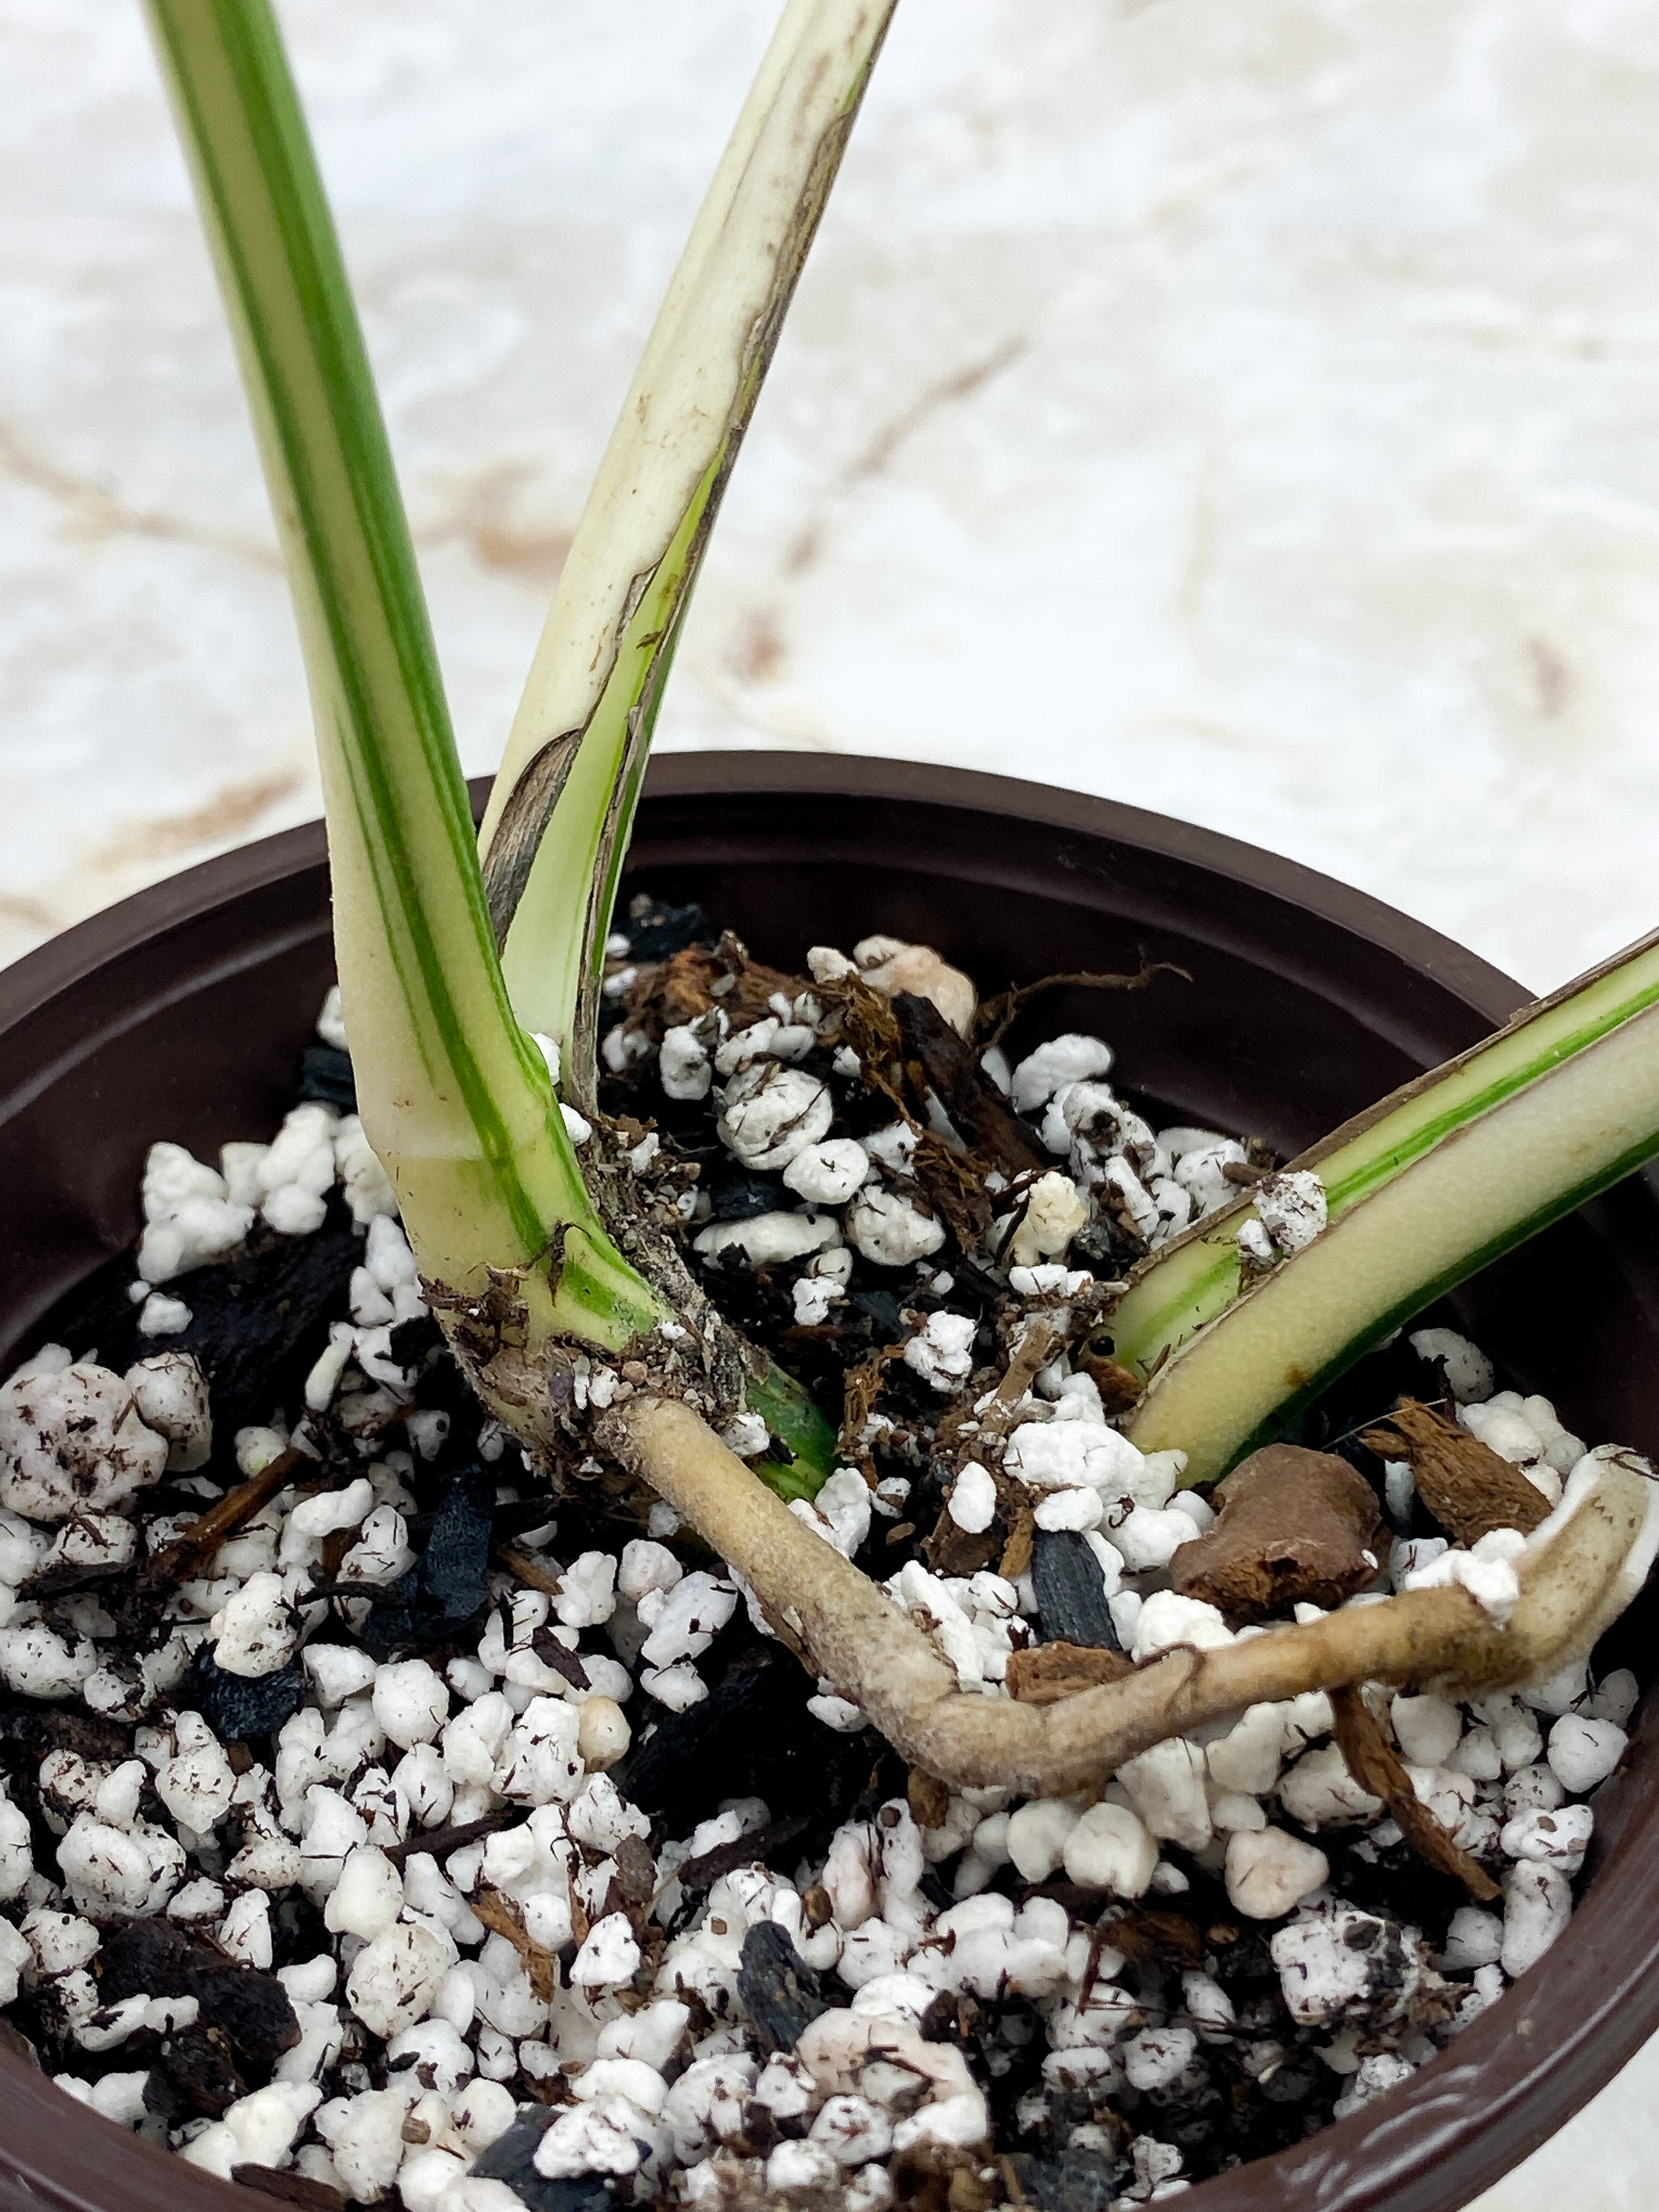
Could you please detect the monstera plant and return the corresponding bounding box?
[145,0,1659,1793]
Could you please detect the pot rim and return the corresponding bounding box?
[0,750,1647,2212]
[0,753,1527,1044]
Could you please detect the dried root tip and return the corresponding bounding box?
[600,1395,1657,1798]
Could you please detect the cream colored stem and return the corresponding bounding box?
[607,1398,1652,1796]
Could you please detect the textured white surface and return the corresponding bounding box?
[2,2,1658,2198]
[5,0,1659,994]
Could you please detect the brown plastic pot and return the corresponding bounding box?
[0,751,1655,2212]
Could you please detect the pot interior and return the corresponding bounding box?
[0,754,1656,2212]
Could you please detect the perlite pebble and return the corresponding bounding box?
[1253,1171,1327,1254]
[324,1845,404,1939]
[1117,1739,1212,1853]
[373,1659,450,1749]
[1391,1694,1463,1769]
[180,2082,322,2179]
[1005,1172,1089,1268]
[1546,1714,1626,1793]
[1502,1862,1573,1977]
[1010,1034,1113,1115]
[1442,1906,1505,1969]
[1123,2025,1197,2092]
[844,1186,946,1267]
[1409,1327,1495,1404]
[946,1464,997,1534]
[208,1572,297,1678]
[1131,1590,1232,1662]
[1499,1802,1594,1873]
[1225,1827,1330,1920]
[124,1352,212,1470]
[1005,1801,1080,1882]
[783,1138,870,1206]
[717,1064,834,1170]
[904,1314,978,1393]
[1062,1802,1158,1897]
[0,1362,167,1521]
[346,1919,457,2037]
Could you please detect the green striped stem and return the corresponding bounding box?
[1120,929,1659,1484]
[479,0,899,1112]
[145,0,660,1353]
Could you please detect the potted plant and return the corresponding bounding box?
[0,3,1656,2208]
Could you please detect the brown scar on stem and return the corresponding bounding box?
[1006,1642,1136,1705]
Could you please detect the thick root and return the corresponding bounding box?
[603,1397,1657,1796]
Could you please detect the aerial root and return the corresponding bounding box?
[602,1397,1656,1796]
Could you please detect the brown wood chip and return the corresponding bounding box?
[677,1812,811,1898]
[839,1339,905,1467]
[923,1503,1000,1578]
[997,1503,1036,1583]
[623,942,804,1040]
[472,1887,560,2001]
[1006,1641,1136,1704]
[1331,1686,1501,1903]
[1080,1353,1142,1417]
[1100,1907,1206,1969]
[891,990,1049,1178]
[530,1626,591,1693]
[493,1543,564,1598]
[1360,1398,1552,1544]
[1169,1443,1388,1623]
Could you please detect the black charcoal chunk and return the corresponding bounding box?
[101,1919,299,2086]
[149,2024,245,2119]
[52,1198,362,1436]
[1032,1530,1120,1650]
[99,1916,198,2002]
[355,1572,421,1662]
[187,1649,306,1742]
[472,2110,614,2212]
[706,1164,793,1222]
[388,1311,444,1372]
[0,1702,128,1764]
[1001,2151,1122,2212]
[297,1043,356,1111]
[356,1466,493,1659]
[848,1288,904,1340]
[736,1922,826,2053]
[192,1965,303,2072]
[621,896,713,963]
[419,1467,494,1632]
[616,1644,874,1839]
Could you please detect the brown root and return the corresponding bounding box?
[1329,1685,1501,1903]
[599,1395,1655,1796]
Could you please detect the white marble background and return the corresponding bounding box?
[4,0,1659,2200]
